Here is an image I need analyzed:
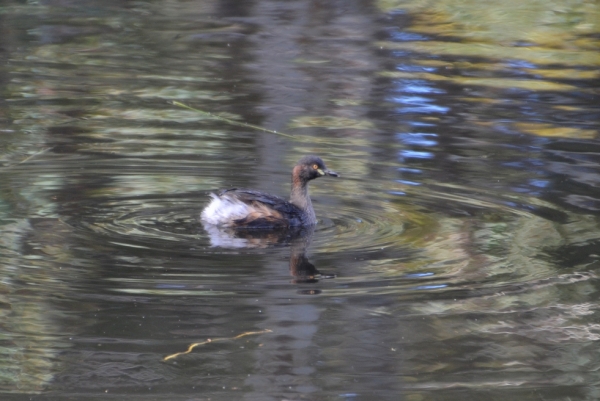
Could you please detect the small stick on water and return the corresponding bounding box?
[2,146,54,169]
[170,101,295,139]
[163,329,273,361]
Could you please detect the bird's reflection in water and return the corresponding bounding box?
[202,223,333,284]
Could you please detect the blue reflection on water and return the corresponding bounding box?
[391,50,411,58]
[506,59,537,69]
[398,167,422,174]
[397,133,438,147]
[529,179,549,188]
[389,31,429,42]
[391,96,449,114]
[413,284,448,290]
[503,161,524,168]
[397,84,439,94]
[405,272,434,278]
[512,186,534,193]
[397,180,421,186]
[395,64,437,72]
[410,121,436,128]
[393,79,445,93]
[399,150,434,160]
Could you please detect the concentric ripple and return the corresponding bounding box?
[315,202,414,253]
[63,193,425,255]
[65,197,209,251]
[64,185,573,263]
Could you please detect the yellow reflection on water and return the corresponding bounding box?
[515,122,597,139]
[378,0,600,45]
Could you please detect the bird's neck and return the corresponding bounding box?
[290,167,316,224]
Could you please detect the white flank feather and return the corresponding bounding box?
[201,193,254,226]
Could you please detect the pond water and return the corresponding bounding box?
[0,0,599,400]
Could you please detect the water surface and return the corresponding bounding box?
[0,0,599,400]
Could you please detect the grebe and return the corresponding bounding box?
[201,155,338,228]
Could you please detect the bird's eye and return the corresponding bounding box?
[312,164,319,170]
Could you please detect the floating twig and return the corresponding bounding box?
[170,101,295,139]
[2,147,54,169]
[163,329,273,361]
